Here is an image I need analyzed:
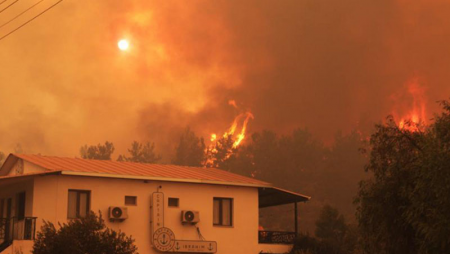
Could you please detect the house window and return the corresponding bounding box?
[125,196,137,206]
[213,198,233,226]
[168,198,179,207]
[68,190,90,219]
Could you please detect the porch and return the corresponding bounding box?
[258,187,310,253]
[0,217,37,252]
[0,176,37,253]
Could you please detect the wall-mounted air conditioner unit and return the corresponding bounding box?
[109,206,128,221]
[181,210,200,224]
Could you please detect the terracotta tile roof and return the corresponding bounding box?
[10,154,270,187]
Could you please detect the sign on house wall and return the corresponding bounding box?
[151,192,217,253]
[173,240,217,253]
[152,192,164,232]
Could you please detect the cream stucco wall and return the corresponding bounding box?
[32,175,268,254]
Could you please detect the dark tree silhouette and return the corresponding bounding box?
[315,205,348,253]
[321,130,368,222]
[289,205,358,254]
[80,141,115,160]
[32,212,138,254]
[356,100,450,254]
[172,127,205,167]
[117,141,161,163]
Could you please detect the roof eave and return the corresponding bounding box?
[60,171,272,188]
[258,186,311,208]
[0,153,19,175]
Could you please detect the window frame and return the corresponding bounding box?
[213,197,233,227]
[67,190,91,219]
[125,196,137,206]
[168,197,179,208]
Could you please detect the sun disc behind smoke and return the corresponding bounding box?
[118,39,129,51]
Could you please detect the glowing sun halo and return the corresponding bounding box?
[118,39,129,51]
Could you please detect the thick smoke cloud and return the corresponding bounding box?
[1,0,450,159]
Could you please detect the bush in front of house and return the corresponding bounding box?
[32,212,138,254]
[290,205,359,254]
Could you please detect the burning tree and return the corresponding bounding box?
[205,108,254,169]
[205,135,236,169]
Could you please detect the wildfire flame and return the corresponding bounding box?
[210,100,254,148]
[206,101,255,167]
[210,112,254,148]
[210,134,217,142]
[233,112,254,148]
[394,78,427,132]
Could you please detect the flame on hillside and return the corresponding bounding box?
[210,112,254,148]
[393,78,427,132]
[206,101,254,167]
[210,100,254,148]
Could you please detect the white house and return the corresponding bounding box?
[0,154,310,254]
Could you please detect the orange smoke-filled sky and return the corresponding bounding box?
[1,0,450,159]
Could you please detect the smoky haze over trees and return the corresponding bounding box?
[80,142,115,160]
[2,1,450,158]
[117,141,161,163]
[75,126,366,233]
[172,127,205,167]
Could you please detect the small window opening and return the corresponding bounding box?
[168,198,179,207]
[125,196,137,206]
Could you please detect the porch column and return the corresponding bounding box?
[294,202,298,238]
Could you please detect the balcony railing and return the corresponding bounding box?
[258,231,296,244]
[0,217,37,243]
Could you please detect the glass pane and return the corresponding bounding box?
[79,193,88,218]
[222,199,232,226]
[67,191,77,218]
[213,199,220,225]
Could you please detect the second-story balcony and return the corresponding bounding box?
[257,187,310,253]
[258,230,296,244]
[0,217,37,250]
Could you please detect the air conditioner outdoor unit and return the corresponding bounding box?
[109,206,128,220]
[181,210,200,224]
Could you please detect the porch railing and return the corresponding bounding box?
[0,217,37,243]
[258,231,296,244]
